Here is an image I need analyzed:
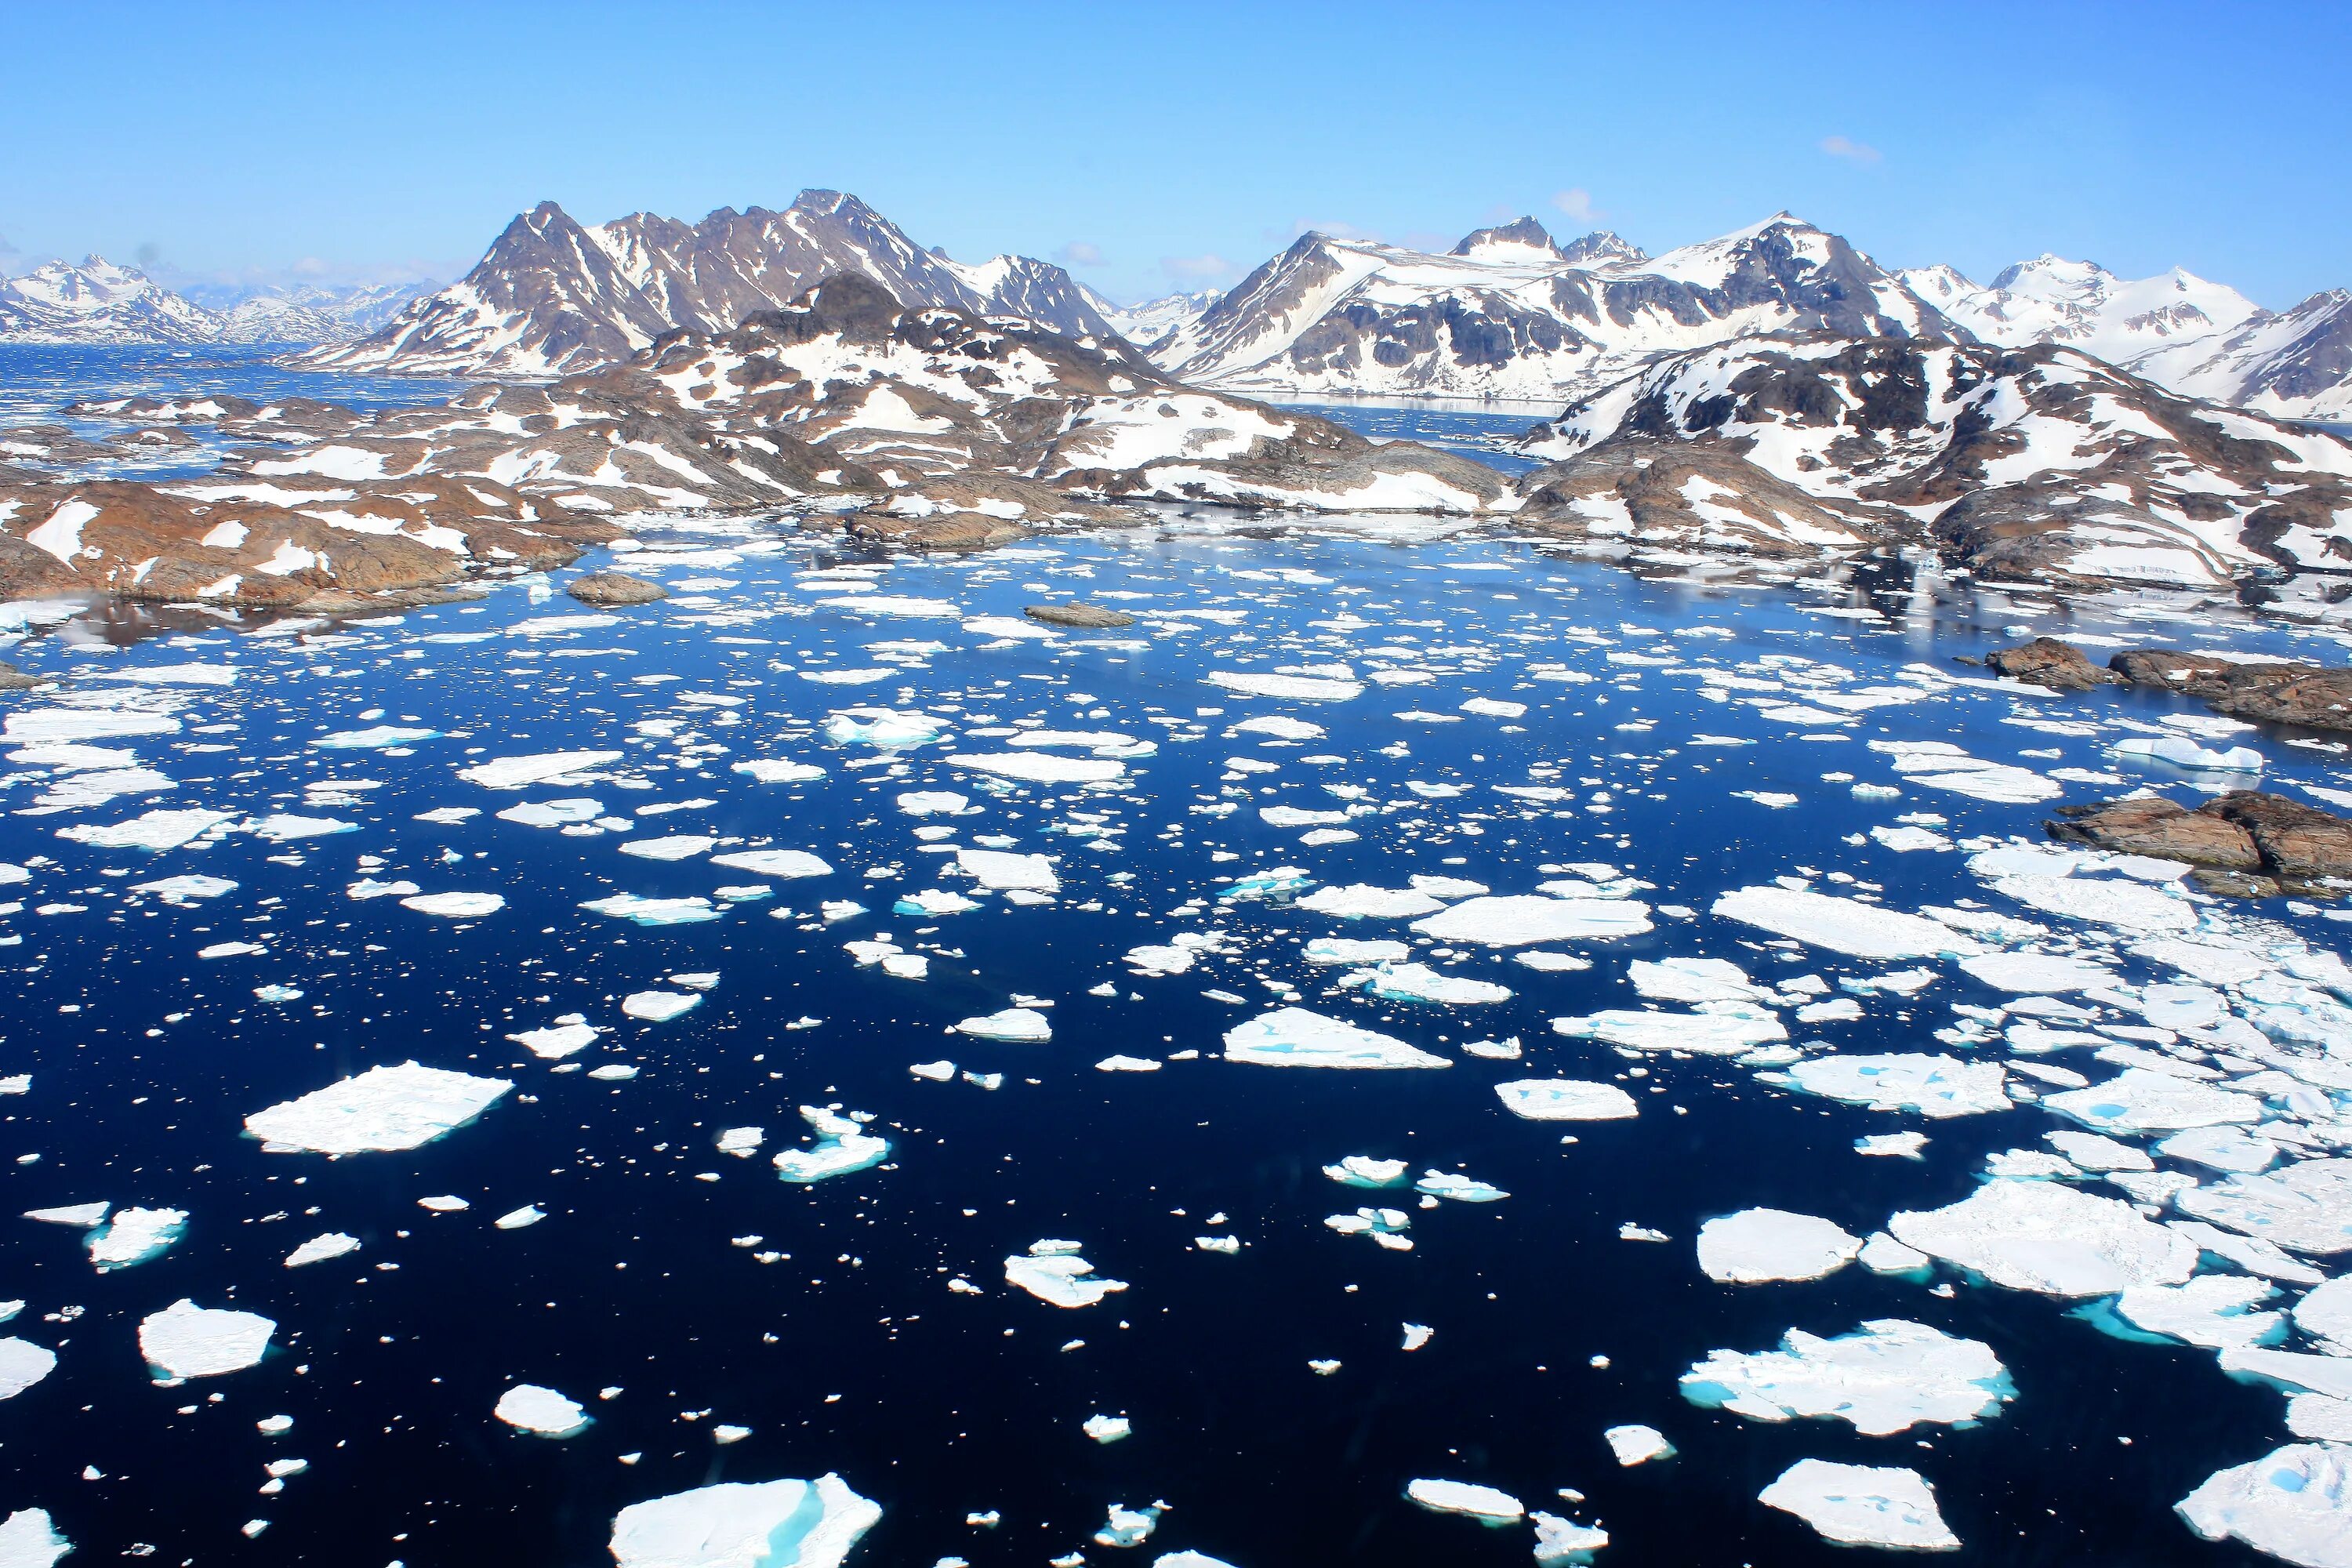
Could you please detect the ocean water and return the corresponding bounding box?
[0,359,2344,1566]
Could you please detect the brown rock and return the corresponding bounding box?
[1025,602,1134,629]
[2047,797,2261,869]
[0,661,42,691]
[2201,790,2352,881]
[567,572,668,607]
[1984,638,2118,691]
[2108,649,2352,734]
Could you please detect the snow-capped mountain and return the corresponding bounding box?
[1088,289,1221,351]
[1152,213,1961,401]
[184,279,438,340]
[0,256,223,344]
[313,190,1120,377]
[1904,256,2352,420]
[1516,332,2352,590]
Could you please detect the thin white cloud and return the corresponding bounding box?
[1055,241,1103,267]
[1161,252,1236,281]
[1552,188,1600,222]
[1819,135,1882,165]
[1293,218,1379,241]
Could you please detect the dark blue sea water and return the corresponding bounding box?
[0,354,2343,1568]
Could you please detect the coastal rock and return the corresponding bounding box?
[567,572,667,607]
[1985,637,2118,690]
[0,662,42,691]
[2049,791,2352,887]
[2110,649,2352,733]
[1515,444,1882,555]
[1026,601,1134,628]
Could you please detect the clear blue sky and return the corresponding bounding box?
[5,0,2346,307]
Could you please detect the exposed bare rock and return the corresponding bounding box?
[2049,790,2352,890]
[2108,649,2352,732]
[1515,444,1885,554]
[567,572,667,607]
[1984,637,2119,690]
[844,512,1029,551]
[1025,602,1134,629]
[0,661,43,691]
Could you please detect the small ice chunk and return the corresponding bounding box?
[459,751,623,789]
[283,1232,360,1269]
[0,1338,56,1400]
[495,1383,591,1437]
[495,1206,545,1230]
[1404,1479,1523,1520]
[710,850,834,879]
[622,990,700,1022]
[509,1016,601,1059]
[1323,1156,1410,1188]
[956,848,1058,891]
[1856,1133,1929,1160]
[1602,1425,1674,1465]
[1083,1414,1131,1443]
[400,891,505,917]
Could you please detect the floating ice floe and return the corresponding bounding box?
[1094,1501,1165,1547]
[1889,1178,2199,1296]
[1681,1319,2013,1435]
[2176,1443,2350,1568]
[497,798,602,829]
[1296,884,1444,920]
[771,1107,890,1183]
[495,1384,591,1438]
[1695,1209,1863,1283]
[1857,1132,1929,1159]
[1871,741,2057,805]
[1353,962,1512,1005]
[458,751,623,789]
[957,848,1058,891]
[956,1008,1051,1043]
[284,1232,360,1269]
[1712,887,1983,960]
[619,835,718,862]
[1416,1171,1508,1203]
[244,1062,514,1156]
[582,894,723,926]
[2176,1159,2352,1258]
[1628,956,1766,1004]
[709,850,834,879]
[1958,952,2121,993]
[1602,1425,1674,1465]
[2114,736,2264,771]
[1324,1156,1410,1188]
[1987,871,2194,934]
[509,1016,601,1058]
[314,725,439,750]
[1554,1004,1785,1055]
[2045,1069,2266,1133]
[139,1299,274,1381]
[0,1509,68,1568]
[1759,1459,1959,1552]
[400,891,505,917]
[732,760,826,784]
[2097,1276,2285,1352]
[1780,1054,2009,1118]
[608,1475,880,1568]
[1531,1511,1610,1563]
[825,709,947,748]
[1207,670,1363,702]
[0,1338,56,1400]
[1494,1080,1639,1120]
[1004,1240,1127,1308]
[1412,895,1652,946]
[1083,1414,1131,1444]
[132,873,237,905]
[946,752,1125,784]
[1222,1008,1447,1069]
[1404,1479,1523,1520]
[87,1206,187,1271]
[57,807,234,851]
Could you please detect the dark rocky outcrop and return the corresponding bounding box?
[1984,638,2119,691]
[1025,602,1134,629]
[2107,649,2352,732]
[0,661,43,691]
[567,572,667,607]
[1515,444,1883,555]
[2049,789,2352,892]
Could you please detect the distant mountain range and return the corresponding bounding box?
[307,190,1119,377]
[15,194,2351,423]
[0,256,434,347]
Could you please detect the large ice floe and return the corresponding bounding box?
[1411,894,1652,946]
[1681,1319,2015,1435]
[138,1299,275,1381]
[2176,1443,2352,1568]
[1759,1459,1960,1551]
[1712,886,1984,959]
[1494,1080,1639,1120]
[1404,1478,1523,1520]
[1779,1054,2009,1118]
[2176,1160,2352,1256]
[1004,1240,1128,1308]
[0,1509,69,1568]
[608,1475,880,1568]
[770,1107,890,1183]
[494,1384,591,1438]
[1695,1209,1864,1283]
[1221,1007,1448,1069]
[243,1062,513,1155]
[1889,1179,2200,1296]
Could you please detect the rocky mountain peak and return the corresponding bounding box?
[1451,217,1564,260]
[1559,230,1647,267]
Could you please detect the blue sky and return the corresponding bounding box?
[5,0,2346,307]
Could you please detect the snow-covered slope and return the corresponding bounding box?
[1154,213,1962,401]
[0,257,223,345]
[313,191,1118,378]
[1901,256,2352,422]
[1090,289,1221,351]
[1519,332,2352,588]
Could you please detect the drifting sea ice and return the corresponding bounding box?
[1759,1459,1959,1552]
[732,760,826,784]
[1889,1179,2200,1297]
[1412,895,1652,946]
[824,709,946,748]
[2176,1443,2352,1568]
[1554,1004,1785,1055]
[86,1206,187,1271]
[495,1384,592,1438]
[1004,1241,1128,1308]
[956,1008,1052,1042]
[399,891,505,917]
[1222,1008,1448,1069]
[1628,956,1766,1004]
[2044,1069,2266,1133]
[244,1062,513,1155]
[623,989,699,1022]
[0,1510,68,1568]
[508,1017,601,1058]
[771,1107,890,1183]
[1403,1479,1523,1520]
[956,848,1058,892]
[1694,1209,1863,1283]
[1602,1425,1675,1465]
[946,752,1125,785]
[709,850,833,879]
[1354,962,1512,1005]
[139,1299,274,1381]
[1780,1054,2009,1118]
[2175,1159,2352,1257]
[283,1232,361,1269]
[1494,1080,1639,1121]
[1531,1511,1610,1563]
[1206,670,1363,701]
[1712,887,1984,960]
[1323,1156,1410,1188]
[1679,1319,2013,1435]
[2104,1276,2284,1352]
[1094,1501,1164,1547]
[56,807,234,851]
[1295,884,1444,920]
[608,1475,881,1568]
[0,1338,56,1400]
[2113,736,2264,771]
[457,751,623,789]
